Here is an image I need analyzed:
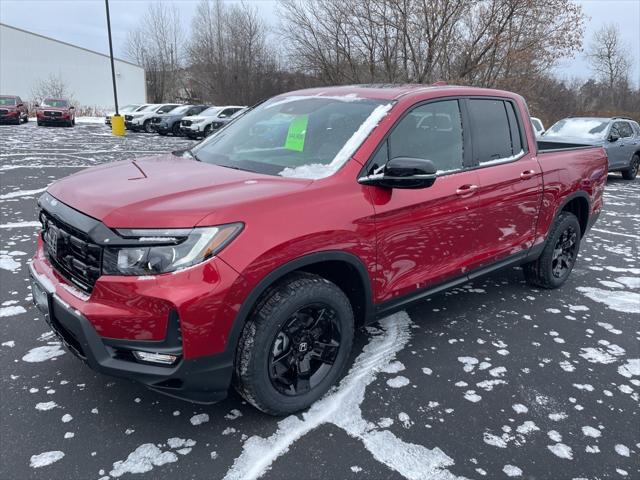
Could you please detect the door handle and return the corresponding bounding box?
[520,170,536,180]
[456,184,478,195]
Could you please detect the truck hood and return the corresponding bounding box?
[47,153,311,228]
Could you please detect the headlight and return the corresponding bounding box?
[102,223,243,275]
[191,118,205,124]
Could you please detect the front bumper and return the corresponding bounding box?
[0,113,20,123]
[38,116,70,124]
[30,261,234,403]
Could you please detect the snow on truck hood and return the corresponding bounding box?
[46,154,311,229]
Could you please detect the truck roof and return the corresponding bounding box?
[279,84,521,102]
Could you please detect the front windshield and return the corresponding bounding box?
[42,99,69,108]
[157,104,179,113]
[545,118,609,140]
[121,104,140,112]
[192,96,392,179]
[136,105,152,112]
[199,107,221,116]
[0,97,17,106]
[168,105,191,115]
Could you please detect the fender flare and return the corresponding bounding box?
[222,250,374,359]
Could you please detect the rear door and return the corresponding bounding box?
[368,98,481,303]
[467,97,542,268]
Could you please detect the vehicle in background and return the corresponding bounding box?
[125,104,180,133]
[105,104,144,126]
[180,106,246,138]
[36,98,75,127]
[30,85,607,415]
[150,104,210,136]
[543,116,640,180]
[531,117,545,137]
[0,95,29,124]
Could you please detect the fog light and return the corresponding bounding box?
[133,351,178,365]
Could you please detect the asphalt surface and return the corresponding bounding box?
[1,121,638,480]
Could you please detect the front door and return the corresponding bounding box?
[366,99,481,304]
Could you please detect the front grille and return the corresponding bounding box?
[41,212,102,293]
[0,109,8,115]
[151,117,161,123]
[44,110,62,117]
[181,120,192,127]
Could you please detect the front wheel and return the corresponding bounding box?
[203,124,212,137]
[234,273,354,415]
[523,211,581,289]
[621,154,639,180]
[143,120,153,133]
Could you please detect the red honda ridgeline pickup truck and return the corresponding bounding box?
[30,85,607,415]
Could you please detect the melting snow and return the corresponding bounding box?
[503,465,523,477]
[35,401,57,411]
[109,444,178,477]
[547,443,573,459]
[618,359,640,378]
[576,287,639,314]
[30,451,64,468]
[582,426,601,438]
[615,444,630,457]
[387,376,410,388]
[190,413,210,426]
[22,345,65,362]
[0,305,26,316]
[222,312,462,480]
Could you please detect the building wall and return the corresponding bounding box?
[0,23,145,109]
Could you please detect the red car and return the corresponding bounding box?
[0,95,29,124]
[36,98,75,127]
[30,85,607,415]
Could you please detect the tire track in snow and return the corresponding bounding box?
[223,312,464,480]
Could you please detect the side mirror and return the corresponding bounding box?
[608,133,619,142]
[359,157,438,189]
[17,103,24,107]
[69,106,75,110]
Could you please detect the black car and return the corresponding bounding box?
[151,105,210,136]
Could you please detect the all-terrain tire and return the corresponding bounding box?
[233,272,354,416]
[621,154,639,180]
[523,211,581,289]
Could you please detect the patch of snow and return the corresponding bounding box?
[35,401,57,411]
[2,340,15,348]
[386,376,410,388]
[483,433,507,448]
[30,451,64,468]
[582,426,601,438]
[382,361,405,374]
[61,414,72,423]
[618,359,640,378]
[548,412,567,421]
[0,188,47,200]
[190,413,210,426]
[502,465,523,477]
[614,444,630,457]
[576,287,639,314]
[547,443,573,459]
[0,305,26,316]
[109,443,178,477]
[464,390,482,403]
[458,356,479,373]
[225,409,243,420]
[579,342,625,364]
[22,345,65,362]
[512,404,528,414]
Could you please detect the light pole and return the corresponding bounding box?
[105,0,124,135]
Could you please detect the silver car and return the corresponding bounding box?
[543,117,640,180]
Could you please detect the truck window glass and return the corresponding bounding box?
[469,99,513,163]
[505,102,523,153]
[388,100,464,174]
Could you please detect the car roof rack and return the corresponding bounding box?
[612,117,634,121]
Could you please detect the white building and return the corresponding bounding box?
[0,23,146,109]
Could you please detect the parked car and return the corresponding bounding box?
[105,104,145,126]
[0,95,28,124]
[30,85,607,415]
[35,98,75,127]
[531,116,545,137]
[150,104,210,136]
[543,116,640,180]
[180,106,246,138]
[125,104,180,133]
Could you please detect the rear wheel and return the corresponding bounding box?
[621,154,639,180]
[523,212,581,289]
[172,122,181,136]
[234,273,354,415]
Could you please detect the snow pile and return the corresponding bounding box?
[75,117,106,124]
[22,345,65,362]
[223,312,462,480]
[30,451,65,468]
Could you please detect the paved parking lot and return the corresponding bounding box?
[1,122,638,480]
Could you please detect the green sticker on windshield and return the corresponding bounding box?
[284,115,308,152]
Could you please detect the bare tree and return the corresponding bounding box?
[187,0,283,105]
[586,23,632,106]
[277,0,585,89]
[125,2,184,102]
[30,74,76,106]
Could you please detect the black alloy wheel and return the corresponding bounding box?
[268,304,341,396]
[551,225,577,279]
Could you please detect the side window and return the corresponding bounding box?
[505,103,523,153]
[388,100,464,173]
[468,99,514,163]
[618,122,633,138]
[610,123,622,138]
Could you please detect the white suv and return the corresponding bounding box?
[125,104,180,133]
[180,106,246,138]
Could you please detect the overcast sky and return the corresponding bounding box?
[1,0,638,86]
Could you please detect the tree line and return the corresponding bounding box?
[125,0,638,126]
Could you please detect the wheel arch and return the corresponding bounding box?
[557,191,590,237]
[223,251,374,357]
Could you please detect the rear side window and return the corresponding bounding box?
[617,122,633,138]
[388,99,464,173]
[469,99,522,164]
